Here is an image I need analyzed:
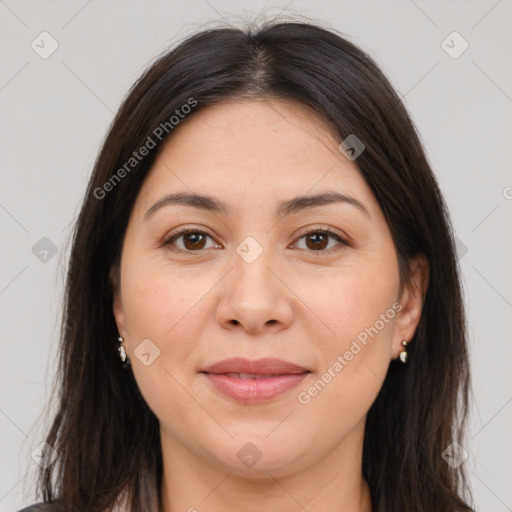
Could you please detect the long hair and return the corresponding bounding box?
[34,19,473,512]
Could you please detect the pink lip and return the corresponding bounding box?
[200,357,311,404]
[201,357,310,375]
[202,373,310,404]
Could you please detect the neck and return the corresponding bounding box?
[158,424,372,512]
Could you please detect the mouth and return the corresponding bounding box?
[201,371,309,379]
[200,356,311,375]
[199,357,312,404]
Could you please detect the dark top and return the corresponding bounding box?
[17,503,103,512]
[17,465,160,512]
[17,504,104,512]
[17,506,65,512]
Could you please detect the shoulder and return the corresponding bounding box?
[16,505,50,512]
[16,497,126,512]
[16,503,70,512]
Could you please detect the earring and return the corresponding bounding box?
[399,340,408,363]
[117,336,131,369]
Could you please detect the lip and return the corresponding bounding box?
[201,357,310,375]
[200,357,311,404]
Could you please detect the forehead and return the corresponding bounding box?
[156,98,340,169]
[135,99,377,216]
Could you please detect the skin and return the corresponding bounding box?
[113,98,429,512]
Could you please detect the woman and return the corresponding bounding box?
[20,19,474,512]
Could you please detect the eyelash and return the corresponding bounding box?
[162,226,350,255]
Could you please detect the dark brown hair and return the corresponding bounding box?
[33,19,473,512]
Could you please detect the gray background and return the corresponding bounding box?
[1,1,511,510]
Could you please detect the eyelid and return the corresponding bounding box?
[161,224,350,254]
[290,226,350,254]
[161,225,219,250]
[293,224,349,244]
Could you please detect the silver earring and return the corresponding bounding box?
[399,340,408,364]
[117,336,131,369]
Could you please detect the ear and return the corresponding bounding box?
[392,254,429,359]
[113,291,129,340]
[110,264,128,340]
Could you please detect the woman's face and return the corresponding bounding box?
[113,99,426,478]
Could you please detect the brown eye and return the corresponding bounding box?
[294,229,348,253]
[163,227,348,255]
[163,229,218,252]
[305,232,329,250]
[182,232,207,250]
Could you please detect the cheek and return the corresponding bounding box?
[335,271,397,341]
[122,255,212,341]
[294,252,398,413]
[120,262,210,427]
[299,252,399,349]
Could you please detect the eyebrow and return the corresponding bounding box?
[144,191,370,220]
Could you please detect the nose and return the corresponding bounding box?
[215,248,293,335]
